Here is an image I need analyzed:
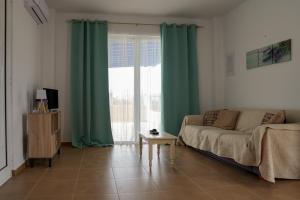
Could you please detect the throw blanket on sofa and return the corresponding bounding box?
[254,124,300,182]
[179,117,300,183]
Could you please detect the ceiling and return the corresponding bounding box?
[46,0,245,18]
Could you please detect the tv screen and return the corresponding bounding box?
[44,88,58,110]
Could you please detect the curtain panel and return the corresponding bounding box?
[160,23,200,136]
[70,20,114,148]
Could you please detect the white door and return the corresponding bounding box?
[0,0,9,186]
[108,34,161,144]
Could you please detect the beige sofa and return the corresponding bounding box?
[179,108,300,183]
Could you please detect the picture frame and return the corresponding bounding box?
[246,39,292,70]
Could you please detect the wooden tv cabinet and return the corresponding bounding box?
[26,112,61,167]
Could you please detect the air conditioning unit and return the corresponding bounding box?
[24,0,49,25]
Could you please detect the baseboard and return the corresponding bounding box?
[12,162,26,176]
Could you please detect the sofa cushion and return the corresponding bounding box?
[261,110,286,124]
[182,125,223,148]
[213,110,240,130]
[185,115,204,126]
[203,110,220,126]
[268,110,286,124]
[198,128,226,152]
[185,125,222,133]
[218,132,254,164]
[235,110,267,133]
[261,112,275,124]
[198,128,248,154]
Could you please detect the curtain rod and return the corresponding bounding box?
[108,21,204,29]
[69,20,204,28]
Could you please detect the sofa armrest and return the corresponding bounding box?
[254,123,300,182]
[177,114,204,145]
[261,123,300,131]
[184,114,204,126]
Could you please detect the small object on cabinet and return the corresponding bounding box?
[150,129,159,135]
[36,89,48,113]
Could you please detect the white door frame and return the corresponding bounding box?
[133,37,141,143]
[0,0,13,186]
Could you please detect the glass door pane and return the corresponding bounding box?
[140,38,161,133]
[108,36,135,143]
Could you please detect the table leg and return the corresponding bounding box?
[148,142,153,171]
[48,158,52,167]
[29,159,34,168]
[157,144,160,159]
[139,135,143,158]
[170,140,176,166]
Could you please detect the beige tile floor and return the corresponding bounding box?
[0,145,299,200]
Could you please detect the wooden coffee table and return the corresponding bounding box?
[139,132,177,170]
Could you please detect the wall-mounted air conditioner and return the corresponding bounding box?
[24,0,49,25]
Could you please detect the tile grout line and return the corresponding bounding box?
[148,146,204,196]
[171,154,218,200]
[233,182,265,200]
[148,145,217,199]
[18,145,266,200]
[23,167,49,200]
[140,145,172,198]
[170,149,264,200]
[111,151,121,200]
[143,165,163,196]
[71,149,85,200]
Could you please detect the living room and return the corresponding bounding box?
[0,0,299,199]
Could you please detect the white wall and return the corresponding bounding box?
[220,0,300,109]
[9,0,42,169]
[212,17,225,109]
[41,9,56,89]
[52,12,214,142]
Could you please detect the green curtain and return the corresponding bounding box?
[70,20,114,148]
[160,23,200,136]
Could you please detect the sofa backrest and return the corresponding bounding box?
[285,110,300,123]
[230,108,300,133]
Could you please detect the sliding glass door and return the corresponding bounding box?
[108,36,135,142]
[108,35,161,143]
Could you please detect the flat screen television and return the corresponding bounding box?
[43,88,58,111]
